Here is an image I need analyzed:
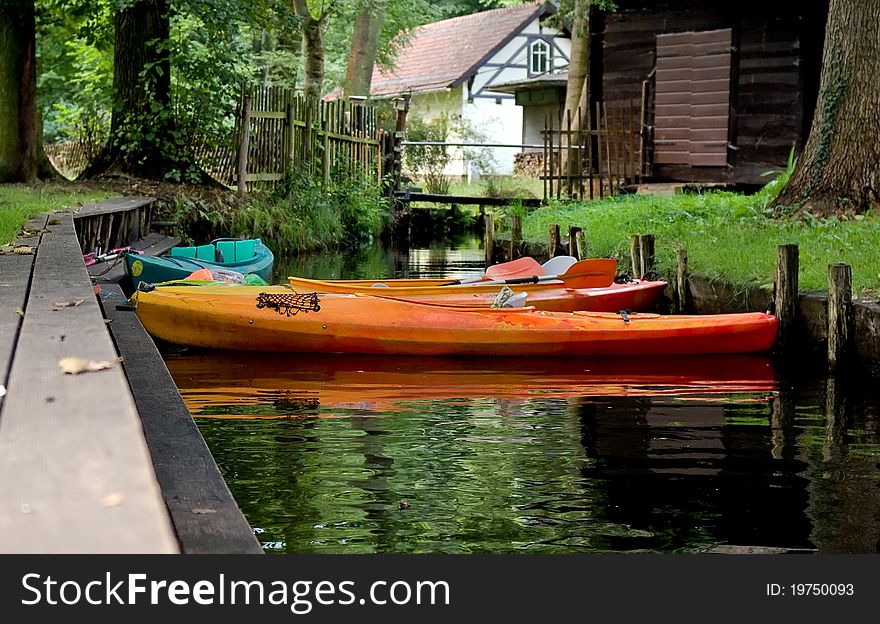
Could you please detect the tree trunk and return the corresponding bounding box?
[0,0,38,182]
[293,0,327,101]
[560,0,591,186]
[82,0,211,181]
[562,0,591,131]
[343,0,387,99]
[773,0,880,216]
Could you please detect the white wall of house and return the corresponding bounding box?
[405,15,570,179]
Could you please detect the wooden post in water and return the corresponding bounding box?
[549,223,561,258]
[237,95,251,198]
[568,226,583,259]
[484,213,495,265]
[510,215,522,260]
[774,244,799,355]
[827,263,853,372]
[630,235,641,278]
[639,234,655,277]
[676,248,690,313]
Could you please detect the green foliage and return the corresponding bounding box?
[404,113,496,194]
[167,168,388,255]
[405,115,453,194]
[522,173,880,295]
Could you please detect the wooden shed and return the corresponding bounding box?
[596,0,828,186]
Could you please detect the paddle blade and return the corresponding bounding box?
[484,256,543,280]
[556,258,618,288]
[541,255,577,276]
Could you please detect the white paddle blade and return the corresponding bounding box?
[541,255,578,276]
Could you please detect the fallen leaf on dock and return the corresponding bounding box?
[53,299,84,310]
[0,385,6,398]
[47,218,62,225]
[14,307,24,317]
[58,356,123,375]
[101,492,125,507]
[12,246,34,255]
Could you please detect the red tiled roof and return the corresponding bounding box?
[371,1,549,97]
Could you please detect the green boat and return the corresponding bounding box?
[125,238,274,288]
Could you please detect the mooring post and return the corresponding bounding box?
[639,234,655,278]
[573,228,586,260]
[549,223,561,258]
[630,235,641,278]
[827,263,853,372]
[484,213,495,265]
[774,244,799,355]
[237,95,252,198]
[675,248,689,314]
[510,215,522,260]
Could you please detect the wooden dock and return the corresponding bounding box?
[0,198,261,553]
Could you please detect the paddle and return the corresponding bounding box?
[444,256,544,285]
[472,258,618,289]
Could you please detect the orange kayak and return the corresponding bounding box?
[285,276,667,312]
[133,284,778,356]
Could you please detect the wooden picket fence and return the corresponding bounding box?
[542,97,645,201]
[44,140,101,180]
[235,86,383,193]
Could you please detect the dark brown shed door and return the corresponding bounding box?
[654,28,732,167]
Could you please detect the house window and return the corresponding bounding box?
[530,40,549,75]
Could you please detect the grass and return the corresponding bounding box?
[518,180,880,296]
[0,183,116,244]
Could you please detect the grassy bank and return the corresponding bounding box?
[0,184,116,244]
[521,180,880,296]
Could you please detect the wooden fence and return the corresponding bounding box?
[44,141,99,181]
[542,97,645,201]
[236,86,383,193]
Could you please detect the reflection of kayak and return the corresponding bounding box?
[284,277,668,312]
[166,352,778,418]
[134,284,778,356]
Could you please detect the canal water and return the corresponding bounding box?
[162,236,880,554]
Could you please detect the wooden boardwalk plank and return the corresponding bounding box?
[102,283,263,554]
[73,196,156,218]
[0,213,178,553]
[0,214,48,406]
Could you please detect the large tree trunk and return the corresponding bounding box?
[293,0,327,100]
[343,0,387,99]
[83,0,210,182]
[774,0,880,216]
[0,0,38,182]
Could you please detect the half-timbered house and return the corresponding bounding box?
[370,1,571,175]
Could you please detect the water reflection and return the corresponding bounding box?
[162,237,880,554]
[164,349,880,554]
[273,235,485,283]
